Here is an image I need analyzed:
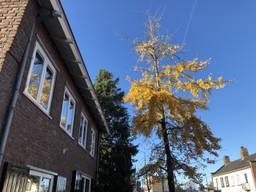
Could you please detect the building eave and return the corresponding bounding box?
[36,0,109,134]
[212,165,251,177]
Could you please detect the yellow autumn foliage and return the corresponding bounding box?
[124,19,227,137]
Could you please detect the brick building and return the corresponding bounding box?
[0,0,109,191]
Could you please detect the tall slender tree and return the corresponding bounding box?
[94,69,138,192]
[124,18,227,191]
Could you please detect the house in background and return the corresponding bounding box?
[0,0,108,191]
[212,147,256,192]
[140,176,169,192]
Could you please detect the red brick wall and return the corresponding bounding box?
[1,0,99,191]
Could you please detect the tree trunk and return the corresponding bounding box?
[146,175,151,192]
[161,117,175,192]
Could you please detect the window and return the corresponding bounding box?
[215,178,219,188]
[56,176,67,192]
[2,164,55,192]
[225,176,230,187]
[244,173,248,183]
[73,171,91,192]
[237,174,241,185]
[60,88,76,136]
[220,177,225,188]
[90,128,96,157]
[231,175,235,186]
[25,42,56,113]
[26,170,53,192]
[2,164,30,192]
[78,113,88,148]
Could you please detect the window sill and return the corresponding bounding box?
[89,153,95,159]
[78,143,96,159]
[23,92,53,120]
[78,143,87,151]
[59,125,75,140]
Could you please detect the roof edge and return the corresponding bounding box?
[212,165,251,177]
[41,0,109,134]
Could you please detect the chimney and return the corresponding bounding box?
[240,146,249,160]
[224,156,231,166]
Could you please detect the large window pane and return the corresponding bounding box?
[60,89,75,136]
[78,115,85,145]
[220,177,224,188]
[225,176,229,187]
[25,172,53,192]
[79,114,88,147]
[26,175,40,192]
[28,53,44,99]
[72,171,91,192]
[40,177,51,192]
[56,176,67,192]
[67,101,75,134]
[90,129,96,156]
[85,179,90,192]
[82,120,87,146]
[40,67,53,110]
[60,94,69,128]
[74,172,82,191]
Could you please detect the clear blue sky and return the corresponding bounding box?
[62,0,256,182]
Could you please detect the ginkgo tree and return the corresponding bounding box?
[124,18,227,192]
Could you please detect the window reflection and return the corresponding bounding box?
[40,177,51,192]
[60,94,69,128]
[25,43,56,114]
[60,89,75,135]
[25,175,51,192]
[78,115,84,144]
[28,53,44,99]
[40,67,53,110]
[26,175,40,192]
[78,114,87,147]
[67,101,74,133]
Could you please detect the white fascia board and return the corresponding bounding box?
[49,0,109,134]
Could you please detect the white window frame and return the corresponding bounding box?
[215,178,219,189]
[24,41,56,115]
[81,174,91,192]
[60,87,76,137]
[78,112,88,148]
[225,176,230,187]
[220,177,225,188]
[28,170,54,192]
[244,173,249,183]
[237,174,241,185]
[90,128,96,157]
[231,175,235,186]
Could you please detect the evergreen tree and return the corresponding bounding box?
[94,69,138,192]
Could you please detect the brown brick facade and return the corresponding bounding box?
[0,0,100,191]
[0,0,30,136]
[0,0,29,69]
